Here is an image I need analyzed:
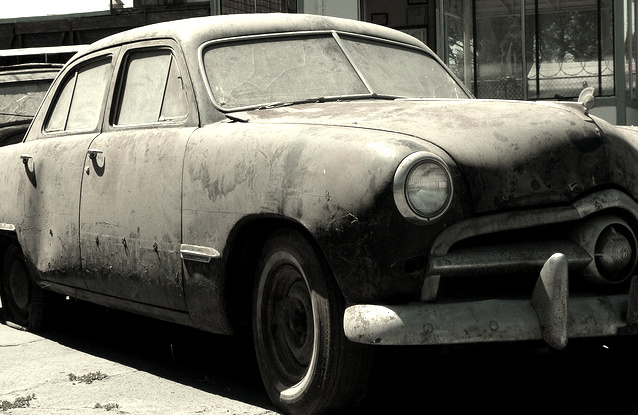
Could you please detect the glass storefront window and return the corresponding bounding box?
[530,0,613,99]
[360,0,434,50]
[626,0,638,101]
[443,0,474,92]
[442,0,615,101]
[475,1,525,99]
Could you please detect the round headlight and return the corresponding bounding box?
[394,152,453,222]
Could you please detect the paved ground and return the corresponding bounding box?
[0,300,277,415]
[2,298,638,415]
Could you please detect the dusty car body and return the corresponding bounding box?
[0,63,62,146]
[1,13,638,415]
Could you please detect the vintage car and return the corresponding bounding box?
[0,63,62,147]
[1,13,638,415]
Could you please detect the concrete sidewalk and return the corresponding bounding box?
[0,304,278,415]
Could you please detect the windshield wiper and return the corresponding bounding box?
[256,97,327,110]
[256,101,295,110]
[253,94,408,110]
[224,113,249,123]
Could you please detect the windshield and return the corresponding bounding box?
[0,81,51,125]
[202,33,468,110]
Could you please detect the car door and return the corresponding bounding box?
[79,41,197,310]
[16,52,116,290]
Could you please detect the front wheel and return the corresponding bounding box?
[1,245,45,330]
[253,229,373,415]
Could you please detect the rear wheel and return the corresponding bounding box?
[1,245,45,330]
[253,229,373,415]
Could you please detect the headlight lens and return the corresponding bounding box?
[394,152,453,222]
[406,161,451,217]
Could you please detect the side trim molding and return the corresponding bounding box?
[0,223,16,232]
[180,244,221,263]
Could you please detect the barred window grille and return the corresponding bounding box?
[444,0,614,101]
[221,0,290,14]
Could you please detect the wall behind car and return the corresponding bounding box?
[2,0,634,125]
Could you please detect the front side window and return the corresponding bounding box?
[115,49,188,125]
[45,59,111,132]
[202,33,468,110]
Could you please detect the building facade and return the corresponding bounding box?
[2,0,638,125]
[362,0,638,126]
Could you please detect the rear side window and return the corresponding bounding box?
[114,49,188,125]
[45,59,112,133]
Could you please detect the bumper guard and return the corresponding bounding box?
[344,254,636,349]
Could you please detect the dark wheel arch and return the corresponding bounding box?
[251,228,373,415]
[223,217,315,331]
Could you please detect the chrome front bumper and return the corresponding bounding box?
[344,254,637,349]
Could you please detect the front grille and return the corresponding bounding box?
[424,189,638,302]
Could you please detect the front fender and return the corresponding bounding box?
[181,122,464,305]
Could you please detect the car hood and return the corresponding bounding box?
[232,99,633,213]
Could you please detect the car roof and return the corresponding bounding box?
[69,13,428,63]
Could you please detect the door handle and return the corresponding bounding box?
[87,149,103,160]
[20,154,37,186]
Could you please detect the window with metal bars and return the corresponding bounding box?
[221,0,295,14]
[443,0,614,101]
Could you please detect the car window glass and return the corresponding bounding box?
[341,36,467,99]
[116,50,187,125]
[66,60,112,130]
[45,58,111,133]
[0,79,53,123]
[202,34,467,110]
[203,36,368,109]
[45,73,76,132]
[159,56,188,121]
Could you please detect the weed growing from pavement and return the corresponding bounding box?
[95,403,120,411]
[68,371,108,384]
[1,394,35,411]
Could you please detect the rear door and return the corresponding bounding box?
[16,51,116,289]
[79,41,197,310]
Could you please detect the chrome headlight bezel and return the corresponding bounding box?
[393,152,453,223]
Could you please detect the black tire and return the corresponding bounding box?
[1,245,45,330]
[253,229,373,415]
